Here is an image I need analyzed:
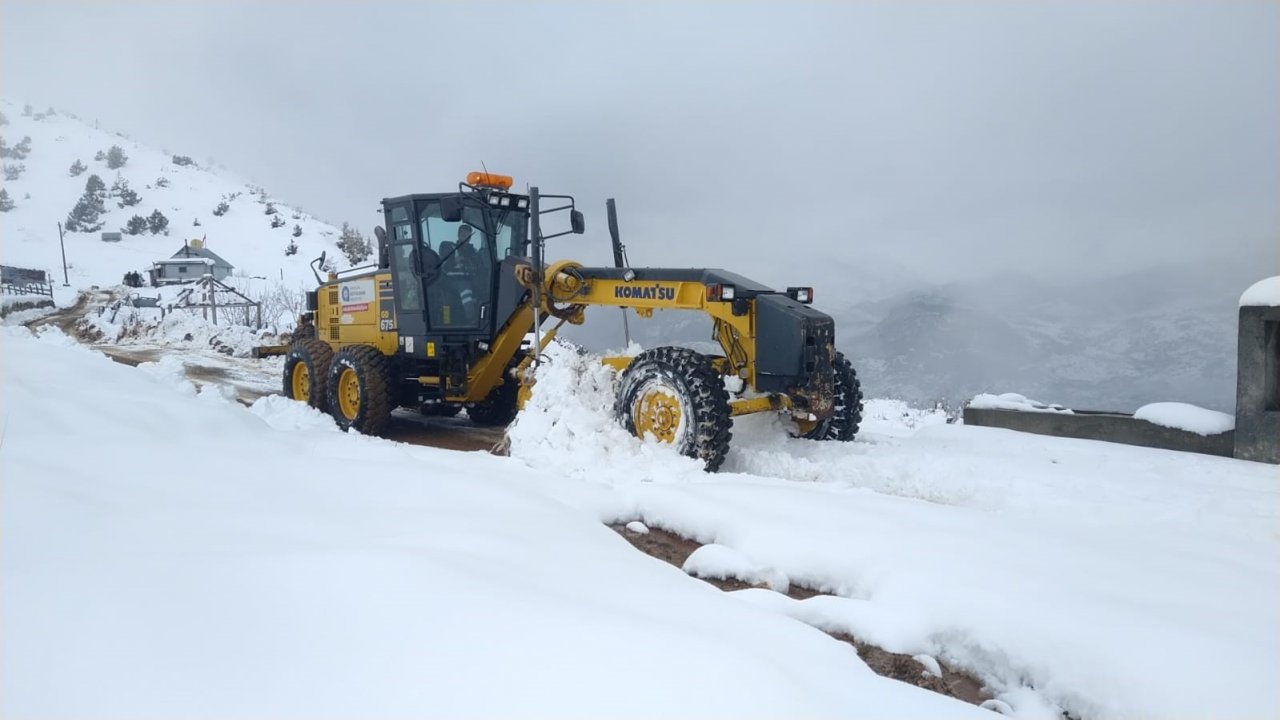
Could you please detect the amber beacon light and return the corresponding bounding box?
[466,172,514,190]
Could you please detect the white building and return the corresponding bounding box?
[149,239,234,286]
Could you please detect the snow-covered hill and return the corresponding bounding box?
[0,98,346,294]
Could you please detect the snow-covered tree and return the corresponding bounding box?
[0,110,7,126]
[270,215,286,229]
[172,155,195,166]
[106,145,128,169]
[212,200,229,216]
[123,215,149,235]
[69,159,87,176]
[21,104,32,117]
[111,176,141,207]
[65,191,106,232]
[85,174,106,196]
[94,149,106,162]
[0,189,14,212]
[147,209,169,235]
[292,224,302,237]
[264,202,278,215]
[3,163,25,180]
[11,136,31,160]
[337,222,372,265]
[154,176,170,188]
[285,239,299,256]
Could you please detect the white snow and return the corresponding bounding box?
[1239,275,1280,307]
[914,654,943,678]
[682,543,790,592]
[968,392,1072,413]
[0,326,986,719]
[1134,401,1236,435]
[624,520,650,534]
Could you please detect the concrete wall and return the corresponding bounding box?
[1234,305,1280,464]
[962,407,1235,457]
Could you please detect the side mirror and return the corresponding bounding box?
[374,226,388,268]
[570,209,585,235]
[440,196,464,222]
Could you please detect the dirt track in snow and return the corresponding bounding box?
[611,523,992,708]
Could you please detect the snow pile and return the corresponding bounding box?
[0,328,984,719]
[968,392,1072,413]
[81,298,280,357]
[1134,402,1235,435]
[506,339,707,482]
[1239,275,1280,307]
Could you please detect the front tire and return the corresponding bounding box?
[325,345,394,435]
[799,351,863,441]
[283,338,333,411]
[614,346,732,471]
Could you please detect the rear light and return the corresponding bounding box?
[706,283,737,301]
[787,286,814,304]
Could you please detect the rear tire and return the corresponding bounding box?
[800,352,863,441]
[326,345,394,435]
[283,338,333,411]
[614,346,732,471]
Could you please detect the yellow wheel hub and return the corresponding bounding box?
[337,367,361,420]
[291,363,311,402]
[793,417,819,436]
[633,387,683,444]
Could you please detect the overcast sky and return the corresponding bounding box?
[3,1,1276,293]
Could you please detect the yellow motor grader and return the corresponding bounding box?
[281,172,861,470]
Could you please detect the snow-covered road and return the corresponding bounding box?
[2,327,1276,719]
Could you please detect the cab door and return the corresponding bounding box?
[383,202,429,356]
[417,200,494,335]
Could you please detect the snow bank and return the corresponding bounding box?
[968,392,1072,413]
[0,330,983,719]
[1239,275,1280,307]
[1134,402,1235,435]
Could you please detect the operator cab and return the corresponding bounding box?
[380,176,530,356]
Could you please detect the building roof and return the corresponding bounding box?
[170,243,233,269]
[153,258,214,266]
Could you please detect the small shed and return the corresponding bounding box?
[149,238,234,286]
[101,232,122,243]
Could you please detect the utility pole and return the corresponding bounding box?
[57,222,69,286]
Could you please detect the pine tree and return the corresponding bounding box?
[69,159,87,176]
[264,202,278,215]
[147,209,169,235]
[292,224,302,237]
[106,145,128,169]
[84,174,106,197]
[155,177,170,188]
[3,163,25,180]
[10,136,31,160]
[0,137,7,158]
[21,104,32,117]
[171,155,194,166]
[337,222,372,265]
[94,149,106,162]
[0,189,14,212]
[285,239,299,256]
[0,110,7,126]
[65,192,106,232]
[270,215,286,229]
[212,200,229,216]
[123,215,149,235]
